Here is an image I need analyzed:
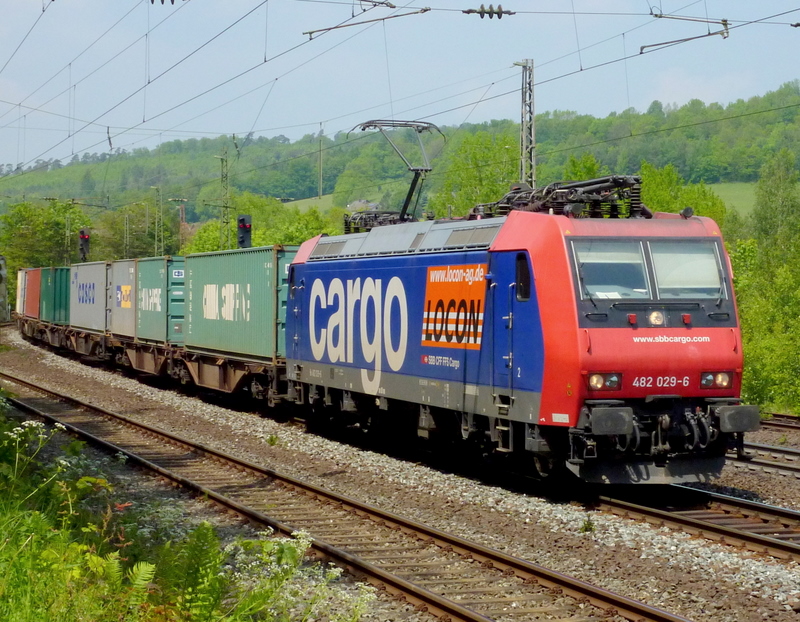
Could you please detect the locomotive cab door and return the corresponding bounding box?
[490,251,541,419]
[288,265,303,365]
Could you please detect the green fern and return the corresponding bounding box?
[125,561,156,615]
[163,521,226,621]
[103,551,124,591]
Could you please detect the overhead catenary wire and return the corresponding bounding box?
[2,0,733,164]
[0,4,669,167]
[0,2,733,153]
[0,0,141,125]
[0,1,191,131]
[10,0,388,170]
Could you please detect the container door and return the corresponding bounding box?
[276,248,297,358]
[55,267,70,325]
[40,269,54,322]
[109,260,136,337]
[25,268,41,319]
[16,269,26,315]
[167,260,185,344]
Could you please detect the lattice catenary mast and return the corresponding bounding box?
[515,59,535,188]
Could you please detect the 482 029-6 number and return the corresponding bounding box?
[631,376,690,388]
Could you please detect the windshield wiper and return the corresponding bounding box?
[716,276,727,308]
[577,264,597,308]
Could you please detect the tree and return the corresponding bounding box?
[426,131,517,218]
[182,192,342,253]
[332,142,407,209]
[92,201,179,260]
[729,149,800,410]
[750,148,800,247]
[80,171,96,196]
[563,153,609,181]
[0,200,92,305]
[639,161,726,224]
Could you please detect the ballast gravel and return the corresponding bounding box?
[2,328,800,622]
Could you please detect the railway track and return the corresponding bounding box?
[760,413,800,431]
[595,443,800,562]
[598,485,800,562]
[0,369,688,622]
[727,442,800,479]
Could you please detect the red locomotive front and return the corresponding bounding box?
[496,200,759,483]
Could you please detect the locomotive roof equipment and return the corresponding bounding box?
[345,120,444,233]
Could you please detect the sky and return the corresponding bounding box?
[0,0,798,171]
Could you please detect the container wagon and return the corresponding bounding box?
[181,245,296,401]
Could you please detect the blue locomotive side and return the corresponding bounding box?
[287,246,545,419]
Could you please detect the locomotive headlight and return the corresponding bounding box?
[589,373,622,391]
[701,372,732,388]
[589,374,605,390]
[648,310,665,326]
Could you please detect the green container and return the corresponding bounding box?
[185,246,297,361]
[136,257,185,344]
[39,267,70,324]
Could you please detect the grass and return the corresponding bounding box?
[709,182,757,216]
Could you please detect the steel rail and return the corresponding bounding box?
[0,369,690,622]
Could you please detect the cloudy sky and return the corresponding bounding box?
[0,0,797,169]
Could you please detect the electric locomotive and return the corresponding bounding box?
[286,176,760,484]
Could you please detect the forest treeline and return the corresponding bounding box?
[1,81,799,221]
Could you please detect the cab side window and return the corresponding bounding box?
[516,253,531,301]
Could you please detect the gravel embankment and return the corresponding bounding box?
[2,327,800,622]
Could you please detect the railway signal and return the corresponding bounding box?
[79,229,90,262]
[237,215,252,249]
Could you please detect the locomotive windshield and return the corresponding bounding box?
[573,240,649,299]
[650,240,724,299]
[573,238,726,301]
